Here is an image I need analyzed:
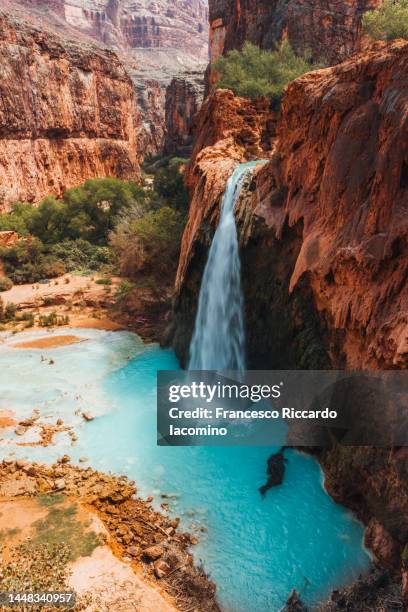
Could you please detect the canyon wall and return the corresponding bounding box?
[3,0,209,159]
[12,0,209,65]
[0,11,140,210]
[172,40,408,581]
[209,0,382,66]
[164,71,205,155]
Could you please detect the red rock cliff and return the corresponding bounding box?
[164,71,205,155]
[0,11,141,210]
[172,40,408,591]
[209,0,382,66]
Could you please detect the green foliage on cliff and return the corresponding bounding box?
[214,41,321,100]
[363,0,408,40]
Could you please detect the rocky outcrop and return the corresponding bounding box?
[173,88,276,341]
[172,39,408,586]
[0,11,141,210]
[164,71,205,155]
[209,0,382,66]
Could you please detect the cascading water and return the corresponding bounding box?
[189,161,261,370]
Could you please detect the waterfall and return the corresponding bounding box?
[189,161,261,370]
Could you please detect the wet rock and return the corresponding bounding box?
[259,447,287,496]
[82,412,94,422]
[285,589,308,611]
[57,455,71,464]
[14,426,27,436]
[143,544,165,561]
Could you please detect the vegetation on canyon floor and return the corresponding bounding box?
[363,0,408,41]
[214,41,321,100]
[0,158,188,292]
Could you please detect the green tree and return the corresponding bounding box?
[363,0,408,40]
[214,41,321,101]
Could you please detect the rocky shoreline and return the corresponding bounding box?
[0,460,220,611]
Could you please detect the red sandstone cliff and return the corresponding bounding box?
[209,0,382,67]
[176,41,408,370]
[10,0,209,70]
[0,11,141,210]
[173,41,408,583]
[164,71,205,155]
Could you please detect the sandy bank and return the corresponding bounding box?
[12,334,85,349]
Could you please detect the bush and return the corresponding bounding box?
[153,158,189,213]
[0,179,149,247]
[49,239,112,272]
[363,0,408,40]
[0,299,17,322]
[0,277,13,292]
[214,41,321,100]
[114,280,134,304]
[0,239,65,284]
[110,206,184,280]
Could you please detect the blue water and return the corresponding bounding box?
[0,329,371,611]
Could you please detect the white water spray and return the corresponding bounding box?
[189,161,261,370]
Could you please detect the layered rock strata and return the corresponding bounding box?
[0,11,141,210]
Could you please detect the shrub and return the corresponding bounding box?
[0,179,149,247]
[0,277,13,292]
[38,312,69,327]
[0,239,64,284]
[214,41,321,100]
[95,277,112,285]
[114,280,134,304]
[153,158,189,213]
[110,206,184,281]
[363,0,408,40]
[49,239,112,272]
[0,301,17,322]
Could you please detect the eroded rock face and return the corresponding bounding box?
[164,71,205,155]
[209,0,382,66]
[172,41,408,578]
[176,41,408,370]
[0,11,140,210]
[12,0,209,65]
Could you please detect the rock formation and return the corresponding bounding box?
[10,0,209,74]
[164,71,205,155]
[0,0,209,168]
[172,39,408,588]
[209,0,382,66]
[0,10,141,210]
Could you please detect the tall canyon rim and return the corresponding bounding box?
[0,0,208,208]
[171,0,408,604]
